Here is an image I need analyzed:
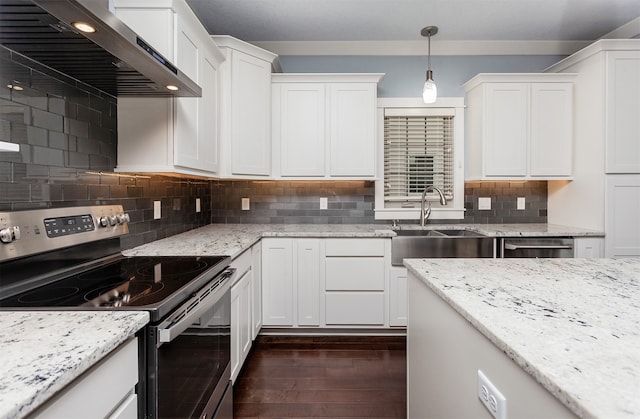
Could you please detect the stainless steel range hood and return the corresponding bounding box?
[0,0,202,97]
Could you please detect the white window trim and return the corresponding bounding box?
[375,97,465,221]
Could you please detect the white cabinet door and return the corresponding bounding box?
[261,238,294,326]
[277,83,326,176]
[530,83,573,177]
[231,269,252,382]
[251,241,263,339]
[605,51,640,174]
[329,83,376,176]
[174,17,220,173]
[230,51,273,175]
[389,266,408,327]
[296,239,321,326]
[574,238,605,258]
[605,175,640,257]
[483,83,528,177]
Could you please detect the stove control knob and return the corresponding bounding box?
[0,226,20,243]
[98,216,109,227]
[108,215,117,226]
[116,213,130,224]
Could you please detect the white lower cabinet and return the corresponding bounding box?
[389,266,408,327]
[251,241,263,339]
[230,244,261,383]
[31,338,139,419]
[297,239,321,326]
[261,237,393,329]
[574,238,605,258]
[605,175,640,257]
[261,238,321,327]
[261,238,295,326]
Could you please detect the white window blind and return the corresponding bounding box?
[384,110,454,202]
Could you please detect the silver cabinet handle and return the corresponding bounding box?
[504,243,573,250]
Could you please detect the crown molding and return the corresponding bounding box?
[601,16,640,39]
[252,40,592,56]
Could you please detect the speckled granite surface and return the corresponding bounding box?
[123,224,395,258]
[123,223,603,258]
[404,258,640,419]
[0,311,149,419]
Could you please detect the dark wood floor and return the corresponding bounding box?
[233,335,407,418]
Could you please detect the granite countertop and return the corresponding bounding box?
[404,258,640,419]
[123,223,603,258]
[0,311,149,419]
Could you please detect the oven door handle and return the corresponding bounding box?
[157,268,235,345]
[503,243,573,250]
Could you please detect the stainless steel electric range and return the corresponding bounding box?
[0,205,235,419]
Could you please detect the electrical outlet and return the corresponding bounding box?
[517,197,526,210]
[320,197,328,210]
[153,201,161,220]
[478,370,507,419]
[196,198,201,213]
[241,197,250,211]
[478,197,492,210]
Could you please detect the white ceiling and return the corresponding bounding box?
[186,0,640,55]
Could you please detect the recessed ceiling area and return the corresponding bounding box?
[187,0,640,55]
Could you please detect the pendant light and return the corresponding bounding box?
[421,26,438,104]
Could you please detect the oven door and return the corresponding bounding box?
[145,269,234,419]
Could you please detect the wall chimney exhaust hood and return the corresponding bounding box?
[0,0,202,97]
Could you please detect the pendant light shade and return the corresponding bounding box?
[421,26,438,104]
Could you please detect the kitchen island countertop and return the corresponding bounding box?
[0,311,149,419]
[123,223,603,258]
[404,257,640,418]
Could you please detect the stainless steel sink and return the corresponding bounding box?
[391,229,494,265]
[393,229,447,237]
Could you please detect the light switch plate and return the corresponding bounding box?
[517,197,526,210]
[196,198,201,213]
[320,197,328,210]
[241,197,250,211]
[478,197,491,210]
[153,201,161,219]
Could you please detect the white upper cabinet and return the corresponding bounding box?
[605,51,640,174]
[272,74,384,179]
[113,0,225,177]
[464,74,575,180]
[213,36,280,178]
[276,83,326,176]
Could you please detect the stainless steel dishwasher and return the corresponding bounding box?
[500,237,574,258]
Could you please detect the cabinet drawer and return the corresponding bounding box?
[32,338,138,419]
[325,292,384,325]
[325,258,385,290]
[325,238,385,256]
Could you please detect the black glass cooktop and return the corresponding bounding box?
[0,256,228,309]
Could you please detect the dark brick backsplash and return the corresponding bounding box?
[463,181,547,224]
[0,47,212,251]
[210,180,547,225]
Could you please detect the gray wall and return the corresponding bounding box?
[279,55,567,97]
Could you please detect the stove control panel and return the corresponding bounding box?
[0,205,129,262]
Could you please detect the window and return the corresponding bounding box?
[375,98,464,220]
[384,110,454,202]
